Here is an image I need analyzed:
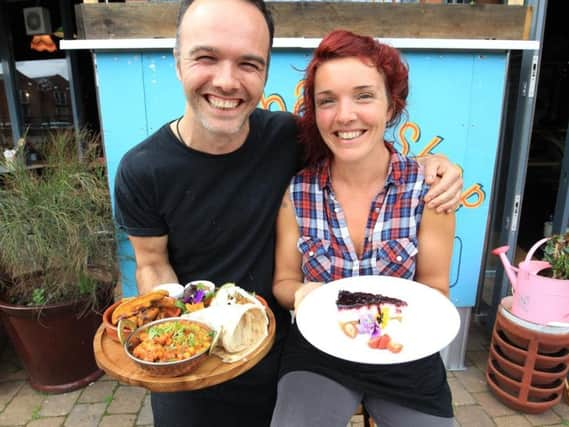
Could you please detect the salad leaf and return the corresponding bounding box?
[175,299,187,313]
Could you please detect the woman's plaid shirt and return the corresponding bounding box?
[290,144,429,283]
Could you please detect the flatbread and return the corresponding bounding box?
[182,303,268,363]
[210,283,263,308]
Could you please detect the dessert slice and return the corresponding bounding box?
[336,290,406,353]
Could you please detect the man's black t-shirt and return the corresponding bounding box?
[114,109,300,340]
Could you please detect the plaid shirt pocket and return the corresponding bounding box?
[298,236,333,283]
[374,237,418,279]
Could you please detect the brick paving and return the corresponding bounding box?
[0,320,568,427]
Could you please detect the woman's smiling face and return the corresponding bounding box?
[314,56,393,164]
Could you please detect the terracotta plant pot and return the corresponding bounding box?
[493,330,528,365]
[538,343,569,356]
[534,354,568,372]
[530,366,569,387]
[486,299,569,413]
[499,328,530,350]
[489,346,523,381]
[0,295,111,393]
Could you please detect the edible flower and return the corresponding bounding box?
[357,313,381,337]
[183,285,210,304]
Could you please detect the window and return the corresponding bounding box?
[19,88,31,104]
[53,89,68,106]
[16,59,72,134]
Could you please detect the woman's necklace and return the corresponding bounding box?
[176,117,190,148]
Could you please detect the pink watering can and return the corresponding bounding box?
[492,237,569,326]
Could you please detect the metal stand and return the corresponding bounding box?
[489,0,548,330]
[440,307,471,371]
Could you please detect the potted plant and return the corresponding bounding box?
[488,233,569,414]
[0,130,118,393]
[493,232,569,326]
[543,232,569,279]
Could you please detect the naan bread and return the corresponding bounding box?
[182,303,268,363]
[210,283,263,308]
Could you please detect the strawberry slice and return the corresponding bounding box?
[368,334,391,350]
[377,334,391,349]
[368,335,382,349]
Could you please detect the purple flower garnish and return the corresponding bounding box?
[192,289,205,303]
[371,324,382,338]
[356,313,383,337]
[182,286,206,304]
[357,314,375,334]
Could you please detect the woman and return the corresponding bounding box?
[270,30,455,427]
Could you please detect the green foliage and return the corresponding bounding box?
[0,130,118,309]
[31,405,41,420]
[31,288,46,306]
[543,232,569,280]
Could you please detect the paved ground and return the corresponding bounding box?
[0,319,568,427]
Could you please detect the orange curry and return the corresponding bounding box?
[132,321,213,363]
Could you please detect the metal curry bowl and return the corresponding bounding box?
[120,317,213,377]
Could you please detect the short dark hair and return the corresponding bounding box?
[174,0,275,56]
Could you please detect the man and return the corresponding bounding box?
[114,1,463,426]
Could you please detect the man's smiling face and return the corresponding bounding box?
[175,0,270,142]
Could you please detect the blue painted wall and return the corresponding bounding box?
[95,49,507,307]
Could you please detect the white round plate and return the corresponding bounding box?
[295,275,461,364]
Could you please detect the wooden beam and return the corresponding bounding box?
[75,3,177,39]
[270,3,532,40]
[75,2,532,41]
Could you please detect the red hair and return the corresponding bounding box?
[298,29,409,166]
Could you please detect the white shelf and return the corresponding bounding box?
[61,38,539,52]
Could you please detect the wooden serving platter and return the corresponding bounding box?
[93,307,276,392]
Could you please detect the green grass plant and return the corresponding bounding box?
[0,130,117,310]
